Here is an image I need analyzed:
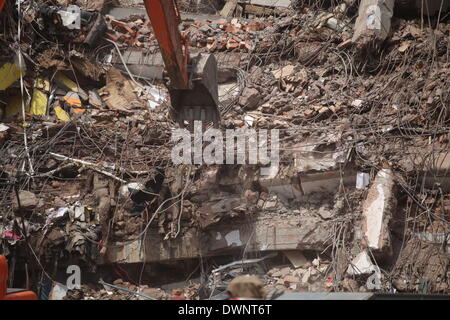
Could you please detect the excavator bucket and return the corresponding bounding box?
[169,53,220,130]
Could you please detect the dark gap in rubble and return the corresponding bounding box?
[394,0,450,19]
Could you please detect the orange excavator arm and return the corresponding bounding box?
[143,0,220,129]
[0,255,6,299]
[0,255,37,300]
[143,0,190,90]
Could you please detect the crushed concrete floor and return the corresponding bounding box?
[0,0,449,299]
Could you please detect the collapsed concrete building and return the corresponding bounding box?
[0,0,449,299]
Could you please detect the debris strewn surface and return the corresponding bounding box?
[0,0,449,299]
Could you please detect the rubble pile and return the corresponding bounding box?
[63,277,201,300]
[64,279,171,300]
[265,259,334,293]
[0,0,449,299]
[183,18,271,53]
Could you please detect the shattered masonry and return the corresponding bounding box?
[0,0,449,300]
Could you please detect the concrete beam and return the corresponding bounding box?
[102,215,333,264]
[112,49,245,82]
[300,170,356,195]
[362,168,396,258]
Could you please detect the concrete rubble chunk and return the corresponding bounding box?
[352,0,394,45]
[239,87,261,110]
[284,251,308,268]
[220,0,238,17]
[140,288,166,300]
[283,275,300,284]
[279,266,291,277]
[312,258,320,267]
[12,190,38,211]
[271,270,283,277]
[272,266,290,277]
[356,172,370,189]
[346,251,375,276]
[49,282,68,300]
[301,269,311,283]
[362,168,396,257]
[300,170,356,195]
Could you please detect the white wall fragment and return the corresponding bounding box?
[58,5,81,30]
[366,5,381,30]
[224,230,241,246]
[49,282,68,300]
[347,251,375,275]
[356,172,370,189]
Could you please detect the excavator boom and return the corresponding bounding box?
[0,255,37,300]
[143,0,220,129]
[143,0,189,90]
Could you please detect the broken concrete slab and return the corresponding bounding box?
[352,0,395,45]
[104,214,334,264]
[259,176,303,202]
[12,190,39,212]
[220,0,290,16]
[301,269,311,283]
[49,282,68,300]
[356,172,370,189]
[292,138,349,172]
[239,87,261,109]
[196,196,244,228]
[112,50,245,84]
[276,266,291,277]
[300,170,356,195]
[362,168,395,258]
[346,250,376,276]
[284,251,308,268]
[283,275,300,284]
[112,50,165,81]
